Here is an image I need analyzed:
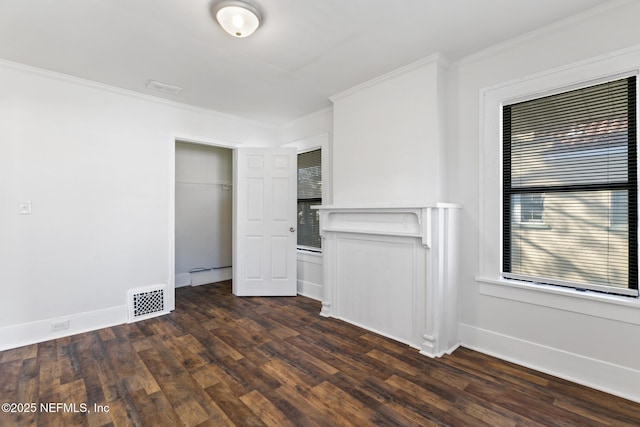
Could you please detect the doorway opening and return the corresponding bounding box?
[174,140,233,288]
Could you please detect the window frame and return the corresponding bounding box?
[297,148,322,252]
[512,193,546,225]
[500,75,638,296]
[610,190,629,230]
[477,48,640,304]
[280,133,331,254]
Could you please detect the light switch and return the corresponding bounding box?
[19,201,32,215]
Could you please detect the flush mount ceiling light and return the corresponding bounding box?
[212,0,262,38]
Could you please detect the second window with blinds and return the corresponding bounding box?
[297,149,322,251]
[502,76,637,297]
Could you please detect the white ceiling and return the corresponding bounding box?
[0,0,612,126]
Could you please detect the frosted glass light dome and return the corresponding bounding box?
[213,1,262,38]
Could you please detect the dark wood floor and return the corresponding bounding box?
[1,281,639,426]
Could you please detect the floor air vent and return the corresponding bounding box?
[127,285,168,322]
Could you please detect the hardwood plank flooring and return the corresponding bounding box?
[1,281,639,426]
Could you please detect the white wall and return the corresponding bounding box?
[279,108,333,300]
[331,54,448,206]
[450,1,640,402]
[0,61,277,350]
[175,142,232,287]
[4,0,640,403]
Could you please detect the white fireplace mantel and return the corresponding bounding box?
[314,204,461,358]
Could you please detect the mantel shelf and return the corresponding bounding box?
[316,204,461,249]
[313,203,461,211]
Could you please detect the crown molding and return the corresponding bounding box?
[329,52,450,103]
[0,58,277,130]
[455,0,634,68]
[279,106,333,131]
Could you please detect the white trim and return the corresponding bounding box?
[175,135,244,150]
[169,135,240,312]
[168,138,177,310]
[318,206,460,357]
[282,132,332,226]
[456,0,633,67]
[175,273,192,288]
[315,203,461,210]
[0,306,127,351]
[297,279,323,301]
[281,133,330,202]
[478,42,640,283]
[473,46,640,404]
[296,251,323,300]
[502,273,639,298]
[297,247,322,254]
[479,44,640,103]
[190,267,233,286]
[297,249,323,260]
[297,146,322,156]
[0,58,277,130]
[279,107,333,132]
[176,179,233,186]
[460,323,640,403]
[503,69,638,106]
[329,53,450,102]
[333,315,420,350]
[420,343,461,359]
[477,277,640,325]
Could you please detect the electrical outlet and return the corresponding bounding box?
[51,320,69,332]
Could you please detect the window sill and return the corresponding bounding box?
[297,248,323,263]
[476,276,640,325]
[297,247,322,255]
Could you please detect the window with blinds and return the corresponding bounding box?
[502,76,638,296]
[297,149,322,250]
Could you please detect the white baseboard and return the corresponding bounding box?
[175,273,192,288]
[297,279,322,301]
[190,267,232,286]
[0,305,128,351]
[459,323,640,403]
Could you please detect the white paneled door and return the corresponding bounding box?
[233,148,297,296]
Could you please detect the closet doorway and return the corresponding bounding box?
[174,141,233,288]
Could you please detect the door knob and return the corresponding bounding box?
[290,227,296,232]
